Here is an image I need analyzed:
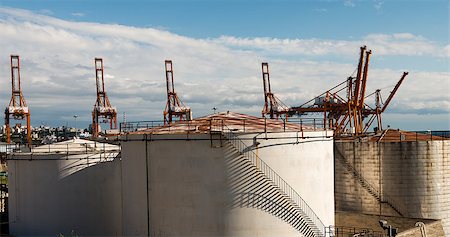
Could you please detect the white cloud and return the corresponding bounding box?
[38,9,53,15]
[445,45,450,57]
[71,12,85,17]
[215,33,447,58]
[344,0,356,7]
[362,33,445,57]
[374,0,384,10]
[0,7,448,129]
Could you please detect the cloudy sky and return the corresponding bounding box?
[0,0,448,130]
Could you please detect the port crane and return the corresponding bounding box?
[5,55,31,145]
[261,62,290,120]
[92,58,117,138]
[361,71,409,132]
[261,46,408,136]
[163,60,192,124]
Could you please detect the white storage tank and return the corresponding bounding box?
[7,139,121,236]
[120,112,334,237]
[334,130,450,235]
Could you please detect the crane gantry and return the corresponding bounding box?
[163,60,192,125]
[262,46,408,136]
[261,62,290,120]
[5,55,31,145]
[92,58,117,138]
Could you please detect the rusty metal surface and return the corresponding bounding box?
[337,129,450,142]
[287,46,408,137]
[127,111,321,134]
[163,60,191,125]
[261,62,290,120]
[5,55,32,146]
[92,58,118,138]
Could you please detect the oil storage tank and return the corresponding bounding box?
[120,112,334,237]
[7,139,121,236]
[334,130,450,235]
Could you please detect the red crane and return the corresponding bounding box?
[5,55,31,145]
[92,58,117,138]
[362,72,409,132]
[288,46,408,136]
[261,62,290,120]
[163,60,192,124]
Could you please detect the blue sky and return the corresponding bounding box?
[0,0,448,130]
[0,0,447,41]
[0,0,447,43]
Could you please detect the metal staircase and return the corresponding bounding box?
[222,129,325,237]
[334,144,407,217]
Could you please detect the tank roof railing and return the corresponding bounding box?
[5,141,120,161]
[119,117,327,134]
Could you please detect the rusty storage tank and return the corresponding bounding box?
[334,129,450,234]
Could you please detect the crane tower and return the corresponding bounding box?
[92,58,117,138]
[163,60,192,124]
[5,55,31,145]
[261,62,290,120]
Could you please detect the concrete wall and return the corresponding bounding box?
[334,141,387,215]
[121,131,334,236]
[7,155,122,236]
[335,140,450,235]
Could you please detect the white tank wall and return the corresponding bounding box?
[121,131,334,236]
[7,155,122,236]
[6,131,335,236]
[120,140,148,235]
[335,140,450,235]
[237,131,335,230]
[122,134,228,236]
[226,208,300,237]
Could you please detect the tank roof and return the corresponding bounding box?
[31,138,120,154]
[129,111,320,135]
[337,129,449,142]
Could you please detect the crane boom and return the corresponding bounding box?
[353,46,366,104]
[381,72,408,113]
[358,50,371,108]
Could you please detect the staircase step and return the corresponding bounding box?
[224,137,324,237]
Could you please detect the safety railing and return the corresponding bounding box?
[5,142,120,161]
[120,120,165,132]
[325,226,383,237]
[119,117,326,133]
[377,130,450,142]
[0,172,7,213]
[0,170,8,235]
[405,130,450,141]
[223,126,325,237]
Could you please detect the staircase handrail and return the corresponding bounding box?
[223,127,325,236]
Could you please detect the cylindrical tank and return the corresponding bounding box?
[7,139,121,236]
[121,129,334,237]
[335,139,450,234]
